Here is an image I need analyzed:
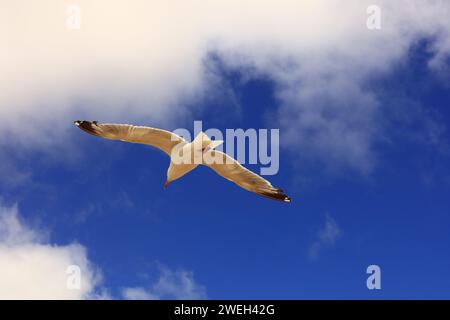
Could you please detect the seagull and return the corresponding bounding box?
[74,121,291,202]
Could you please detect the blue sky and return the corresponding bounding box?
[1,1,450,299]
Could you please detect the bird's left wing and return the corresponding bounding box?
[74,121,186,155]
[203,150,291,202]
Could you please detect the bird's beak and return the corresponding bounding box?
[164,181,169,189]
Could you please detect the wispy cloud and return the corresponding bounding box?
[0,156,31,188]
[72,190,135,225]
[309,214,341,260]
[122,266,207,300]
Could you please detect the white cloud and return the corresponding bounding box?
[122,267,207,300]
[309,214,341,260]
[1,0,450,175]
[0,202,102,299]
[0,202,206,299]
[122,287,159,300]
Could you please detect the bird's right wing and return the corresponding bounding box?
[203,150,291,202]
[74,121,186,155]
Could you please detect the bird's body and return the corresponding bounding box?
[74,120,291,202]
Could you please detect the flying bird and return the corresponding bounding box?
[74,121,291,202]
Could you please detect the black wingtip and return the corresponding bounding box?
[259,190,292,203]
[74,120,101,137]
[280,194,292,203]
